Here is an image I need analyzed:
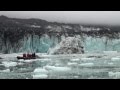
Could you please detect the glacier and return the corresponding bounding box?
[1,33,120,54]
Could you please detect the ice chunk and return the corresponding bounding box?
[79,63,94,67]
[33,74,48,79]
[0,69,10,72]
[33,68,48,74]
[44,66,71,72]
[74,76,79,78]
[18,63,24,65]
[111,57,120,61]
[2,61,17,67]
[71,58,80,61]
[55,63,61,66]
[23,59,37,63]
[19,59,24,62]
[33,68,48,79]
[109,72,120,79]
[81,58,95,61]
[108,63,114,65]
[67,62,78,66]
[103,51,118,54]
[41,59,51,61]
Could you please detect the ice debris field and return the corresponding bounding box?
[1,51,120,79]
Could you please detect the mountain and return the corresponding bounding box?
[0,15,120,53]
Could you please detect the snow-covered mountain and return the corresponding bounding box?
[0,15,120,54]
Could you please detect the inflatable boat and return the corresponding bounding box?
[17,56,36,60]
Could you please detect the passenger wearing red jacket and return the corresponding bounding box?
[23,53,26,58]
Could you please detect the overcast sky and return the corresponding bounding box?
[0,11,120,25]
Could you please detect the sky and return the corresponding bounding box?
[0,11,120,25]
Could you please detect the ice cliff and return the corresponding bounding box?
[0,15,120,54]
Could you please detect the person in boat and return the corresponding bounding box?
[27,53,31,58]
[32,53,36,58]
[23,53,26,58]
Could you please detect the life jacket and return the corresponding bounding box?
[27,54,30,58]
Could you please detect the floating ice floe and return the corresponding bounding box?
[2,61,17,67]
[103,51,118,54]
[18,62,24,65]
[109,72,120,79]
[33,68,48,79]
[67,62,78,66]
[44,65,71,72]
[81,58,95,61]
[79,63,94,67]
[70,58,80,62]
[23,60,37,63]
[33,74,48,79]
[19,59,24,62]
[74,76,79,78]
[111,57,120,61]
[36,59,51,62]
[55,63,61,66]
[33,68,48,74]
[108,63,114,65]
[0,69,10,72]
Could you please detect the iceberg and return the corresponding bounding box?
[44,65,71,72]
[33,74,48,79]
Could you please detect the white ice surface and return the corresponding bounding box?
[81,58,95,61]
[33,74,48,79]
[70,58,80,61]
[44,65,71,72]
[67,62,78,66]
[109,72,120,79]
[0,53,23,58]
[0,69,10,72]
[111,57,120,61]
[79,63,94,67]
[33,68,48,79]
[33,68,48,74]
[103,51,118,54]
[2,61,17,67]
[108,63,114,65]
